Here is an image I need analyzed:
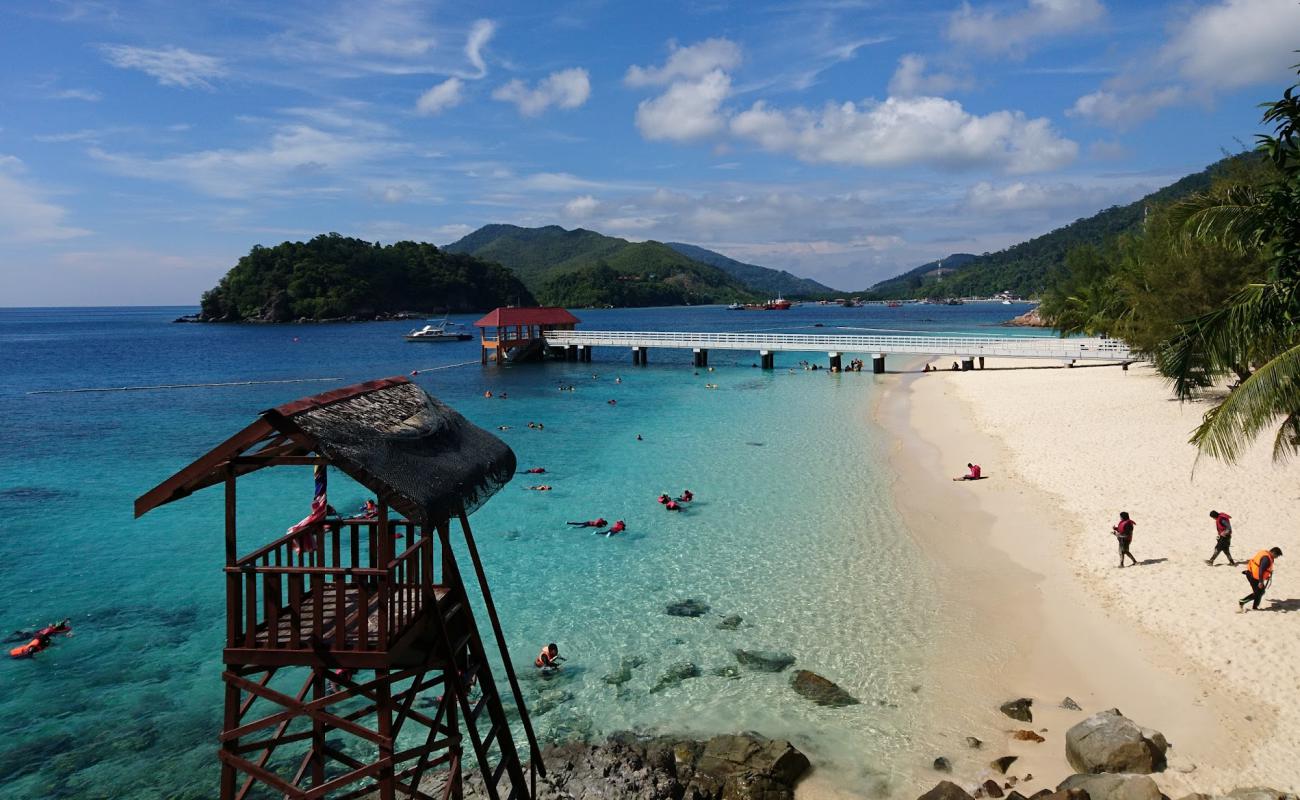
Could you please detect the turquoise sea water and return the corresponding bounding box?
[0,304,1046,799]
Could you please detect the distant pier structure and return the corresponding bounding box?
[474,307,580,365]
[136,377,543,800]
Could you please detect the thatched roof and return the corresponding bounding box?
[135,377,515,524]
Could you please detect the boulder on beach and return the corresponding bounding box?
[789,670,859,707]
[1057,773,1161,800]
[734,649,796,672]
[965,737,984,750]
[665,599,711,617]
[1065,709,1168,774]
[991,756,1018,774]
[1000,698,1033,723]
[933,757,953,773]
[1013,730,1045,743]
[918,781,976,800]
[1061,697,1082,711]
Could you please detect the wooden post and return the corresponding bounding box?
[376,669,396,800]
[310,670,326,789]
[220,676,239,799]
[224,467,239,649]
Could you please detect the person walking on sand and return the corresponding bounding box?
[1239,547,1283,612]
[1207,510,1236,566]
[1112,511,1138,568]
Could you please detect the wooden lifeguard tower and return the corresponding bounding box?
[474,307,580,365]
[135,377,544,800]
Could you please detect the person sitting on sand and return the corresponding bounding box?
[1239,547,1283,612]
[952,463,982,481]
[1208,510,1236,566]
[529,485,552,491]
[1112,511,1138,568]
[567,518,607,528]
[535,643,564,673]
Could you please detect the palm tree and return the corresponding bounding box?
[1156,64,1300,462]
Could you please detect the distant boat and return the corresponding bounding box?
[764,295,792,310]
[886,300,902,308]
[1002,299,1013,305]
[727,302,745,310]
[946,298,965,306]
[405,319,472,342]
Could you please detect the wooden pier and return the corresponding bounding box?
[542,330,1133,372]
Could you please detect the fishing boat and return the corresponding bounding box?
[764,295,792,310]
[886,300,902,308]
[404,319,472,342]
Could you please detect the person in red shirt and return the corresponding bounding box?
[1112,511,1138,568]
[953,463,983,481]
[1207,510,1236,566]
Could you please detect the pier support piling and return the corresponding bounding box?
[872,354,885,374]
[579,345,591,362]
[632,347,641,365]
[760,350,774,370]
[566,345,578,362]
[828,352,842,372]
[692,348,708,368]
[961,358,974,371]
[978,356,985,369]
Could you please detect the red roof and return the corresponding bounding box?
[473,307,580,327]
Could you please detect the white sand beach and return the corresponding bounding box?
[877,360,1300,798]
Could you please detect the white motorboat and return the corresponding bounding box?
[404,320,472,342]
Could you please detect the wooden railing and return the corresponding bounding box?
[225,518,436,654]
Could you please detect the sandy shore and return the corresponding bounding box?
[875,360,1300,798]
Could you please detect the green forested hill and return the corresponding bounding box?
[868,153,1260,298]
[664,242,836,295]
[196,233,534,322]
[444,224,759,306]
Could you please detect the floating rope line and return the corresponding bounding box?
[27,377,343,395]
[410,359,481,374]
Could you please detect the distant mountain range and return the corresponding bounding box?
[444,224,832,307]
[868,153,1257,299]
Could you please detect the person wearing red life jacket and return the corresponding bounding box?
[953,463,982,481]
[1239,547,1283,612]
[567,518,607,528]
[1207,510,1236,566]
[1112,511,1138,568]
[665,499,681,511]
[605,520,626,536]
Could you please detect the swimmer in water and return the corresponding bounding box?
[360,499,379,518]
[678,490,694,502]
[615,377,622,384]
[598,520,627,537]
[524,467,546,474]
[607,399,617,405]
[636,434,643,441]
[484,390,492,398]
[567,518,607,528]
[498,425,511,431]
[534,643,564,674]
[6,619,72,644]
[529,485,552,491]
[657,493,670,505]
[665,499,682,511]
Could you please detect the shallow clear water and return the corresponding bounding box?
[0,303,1046,798]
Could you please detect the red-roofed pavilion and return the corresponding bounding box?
[473,307,580,364]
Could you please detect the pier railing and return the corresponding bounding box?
[543,329,1133,361]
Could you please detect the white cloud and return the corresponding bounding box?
[101,44,224,89]
[90,125,394,198]
[0,156,91,243]
[730,95,1077,173]
[1160,0,1300,91]
[888,54,967,97]
[947,0,1106,55]
[463,19,495,78]
[1068,86,1182,128]
[333,0,436,57]
[624,38,741,87]
[563,194,600,219]
[519,172,606,192]
[492,68,591,116]
[52,88,102,102]
[416,77,464,115]
[635,69,732,142]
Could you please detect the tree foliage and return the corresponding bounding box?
[198,234,534,321]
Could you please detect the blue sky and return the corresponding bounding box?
[2,0,1298,303]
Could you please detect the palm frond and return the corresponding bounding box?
[1166,187,1269,253]
[1190,340,1300,462]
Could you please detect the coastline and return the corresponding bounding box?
[875,360,1294,797]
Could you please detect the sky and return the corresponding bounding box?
[2,0,1299,304]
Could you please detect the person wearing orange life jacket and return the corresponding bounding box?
[1112,511,1138,568]
[1207,510,1236,566]
[534,643,564,673]
[1239,547,1283,612]
[9,633,51,659]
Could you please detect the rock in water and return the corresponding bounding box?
[790,670,859,707]
[717,614,744,630]
[1000,698,1033,723]
[734,649,797,672]
[1057,773,1162,800]
[991,756,1018,774]
[665,599,711,617]
[603,656,644,686]
[649,662,701,693]
[710,665,741,679]
[919,781,977,800]
[933,757,953,773]
[1065,708,1168,774]
[965,737,984,750]
[1060,697,1082,711]
[983,779,1005,798]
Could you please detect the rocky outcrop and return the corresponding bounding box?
[495,732,809,800]
[1000,699,1034,723]
[789,670,859,707]
[1057,773,1162,800]
[1065,709,1168,774]
[734,649,796,672]
[1003,307,1049,328]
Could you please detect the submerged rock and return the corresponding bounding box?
[734,649,797,672]
[1000,698,1033,723]
[1065,709,1168,774]
[790,670,859,707]
[717,614,744,630]
[665,599,711,617]
[602,656,645,686]
[1057,773,1162,800]
[933,757,953,773]
[710,665,741,679]
[919,781,977,800]
[650,661,702,693]
[991,756,1019,774]
[532,688,574,717]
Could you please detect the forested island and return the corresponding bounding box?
[191,234,534,322]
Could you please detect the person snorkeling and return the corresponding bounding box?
[524,467,547,474]
[5,618,71,644]
[665,499,682,511]
[567,518,607,528]
[9,633,52,659]
[597,520,627,537]
[677,489,694,502]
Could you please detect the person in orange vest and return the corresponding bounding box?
[1207,510,1236,566]
[534,643,564,674]
[1112,511,1138,568]
[1239,547,1283,612]
[8,633,51,659]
